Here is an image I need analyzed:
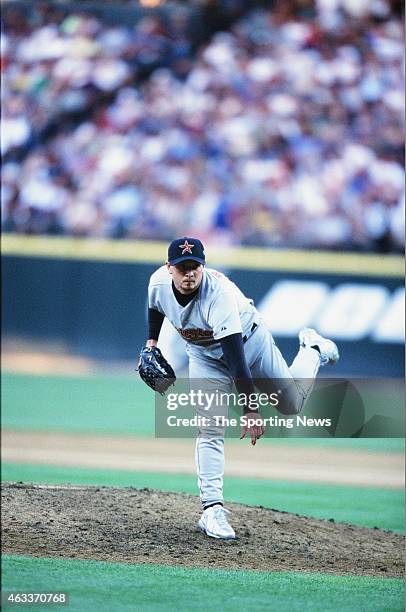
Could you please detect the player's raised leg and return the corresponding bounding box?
[246,321,339,414]
[298,327,339,366]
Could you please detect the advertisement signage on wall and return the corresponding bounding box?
[256,280,404,344]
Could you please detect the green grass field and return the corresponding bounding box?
[2,371,404,611]
[2,556,404,612]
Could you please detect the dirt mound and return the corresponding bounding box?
[2,483,403,577]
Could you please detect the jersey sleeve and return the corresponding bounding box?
[148,308,165,340]
[208,288,242,340]
[148,283,165,315]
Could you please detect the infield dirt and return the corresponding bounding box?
[2,483,403,578]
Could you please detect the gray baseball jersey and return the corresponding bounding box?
[149,266,258,360]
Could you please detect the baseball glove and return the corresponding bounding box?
[138,346,176,395]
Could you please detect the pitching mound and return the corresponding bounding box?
[2,483,403,577]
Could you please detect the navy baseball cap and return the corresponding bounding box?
[168,237,205,265]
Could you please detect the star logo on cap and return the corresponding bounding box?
[179,240,194,255]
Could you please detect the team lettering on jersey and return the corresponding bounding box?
[175,327,214,341]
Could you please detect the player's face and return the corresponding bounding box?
[167,261,204,294]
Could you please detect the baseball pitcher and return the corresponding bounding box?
[138,237,339,540]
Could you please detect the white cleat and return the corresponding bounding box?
[299,327,339,366]
[198,505,236,540]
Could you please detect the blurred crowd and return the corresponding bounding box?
[1,0,404,252]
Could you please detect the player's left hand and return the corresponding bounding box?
[240,411,265,446]
[137,345,176,395]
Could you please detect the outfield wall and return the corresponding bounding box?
[2,235,404,376]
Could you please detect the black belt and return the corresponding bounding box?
[243,322,258,343]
